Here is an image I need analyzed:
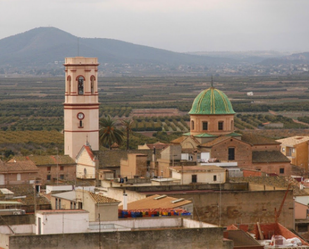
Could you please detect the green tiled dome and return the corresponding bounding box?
[189,87,235,115]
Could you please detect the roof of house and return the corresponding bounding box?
[83,145,96,161]
[1,185,51,206]
[36,210,89,214]
[13,155,75,166]
[241,133,280,145]
[118,194,191,210]
[171,136,186,144]
[199,136,232,148]
[276,136,309,147]
[52,190,120,204]
[145,142,168,150]
[0,160,38,173]
[87,191,120,204]
[252,150,290,163]
[170,165,225,173]
[52,191,76,201]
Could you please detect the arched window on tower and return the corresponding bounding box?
[90,76,95,94]
[191,120,195,130]
[67,76,71,94]
[231,120,234,130]
[78,76,84,95]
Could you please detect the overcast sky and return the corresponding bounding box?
[1,0,309,52]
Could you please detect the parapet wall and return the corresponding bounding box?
[7,227,230,249]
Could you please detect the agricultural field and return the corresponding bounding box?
[1,75,309,156]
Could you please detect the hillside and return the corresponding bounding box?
[0,27,232,71]
[259,52,309,66]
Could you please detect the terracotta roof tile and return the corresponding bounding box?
[199,136,231,148]
[241,133,280,145]
[13,155,75,166]
[252,150,290,163]
[0,160,38,173]
[276,136,309,146]
[88,192,119,204]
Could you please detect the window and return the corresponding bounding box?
[55,198,58,209]
[47,175,51,181]
[192,175,197,183]
[90,76,95,94]
[191,120,194,130]
[67,76,71,94]
[17,174,21,181]
[60,166,64,171]
[282,147,285,152]
[231,120,234,129]
[202,121,208,131]
[60,174,64,180]
[228,148,235,160]
[279,168,284,174]
[79,120,83,128]
[78,76,84,95]
[47,166,51,171]
[213,175,217,181]
[84,168,87,176]
[218,121,224,130]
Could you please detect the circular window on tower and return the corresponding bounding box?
[77,112,85,120]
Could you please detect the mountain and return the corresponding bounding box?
[0,27,233,70]
[259,52,309,66]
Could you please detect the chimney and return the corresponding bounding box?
[123,191,128,210]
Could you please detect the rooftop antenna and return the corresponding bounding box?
[211,75,214,88]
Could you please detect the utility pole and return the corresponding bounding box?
[56,147,59,185]
[98,213,101,249]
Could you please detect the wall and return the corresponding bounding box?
[250,162,292,176]
[1,172,37,186]
[190,114,234,136]
[0,214,34,226]
[76,148,96,179]
[251,144,280,151]
[37,164,76,185]
[36,211,89,235]
[294,143,308,171]
[211,138,252,168]
[157,158,171,177]
[173,171,226,184]
[103,187,146,206]
[8,227,231,249]
[168,190,294,229]
[0,224,34,235]
[96,203,119,222]
[295,201,308,220]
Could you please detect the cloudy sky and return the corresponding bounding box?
[1,0,309,52]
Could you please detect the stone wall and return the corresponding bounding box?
[168,190,294,229]
[7,227,232,249]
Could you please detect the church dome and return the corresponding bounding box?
[189,87,235,115]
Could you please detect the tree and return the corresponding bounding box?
[99,116,124,149]
[122,119,133,150]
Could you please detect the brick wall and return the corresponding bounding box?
[211,138,252,168]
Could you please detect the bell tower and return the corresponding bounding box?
[64,57,99,159]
